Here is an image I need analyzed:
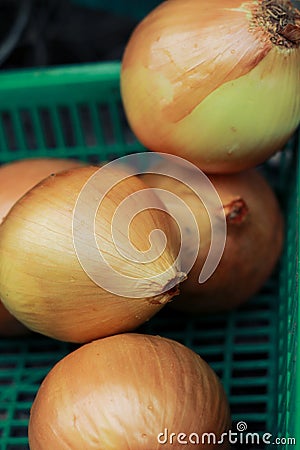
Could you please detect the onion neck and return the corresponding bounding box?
[224,198,249,225]
[251,0,300,48]
[149,271,186,304]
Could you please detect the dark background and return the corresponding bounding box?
[0,0,143,70]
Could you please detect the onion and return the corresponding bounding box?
[0,157,83,337]
[0,165,184,343]
[121,0,300,173]
[28,333,231,449]
[0,158,83,224]
[142,164,284,312]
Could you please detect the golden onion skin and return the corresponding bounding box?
[142,167,284,312]
[0,166,182,343]
[0,158,83,224]
[121,0,300,173]
[0,157,83,337]
[28,334,231,449]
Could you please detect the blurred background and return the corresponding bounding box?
[0,0,162,71]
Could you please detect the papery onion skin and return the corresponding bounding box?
[0,166,183,343]
[0,158,83,223]
[28,333,231,450]
[121,0,300,173]
[0,157,83,337]
[142,167,284,312]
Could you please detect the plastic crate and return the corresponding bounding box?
[0,61,298,450]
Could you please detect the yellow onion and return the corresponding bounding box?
[0,165,184,343]
[28,333,231,449]
[0,157,83,223]
[142,164,284,312]
[0,157,83,337]
[121,0,300,173]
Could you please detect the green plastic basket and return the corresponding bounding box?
[0,62,299,450]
